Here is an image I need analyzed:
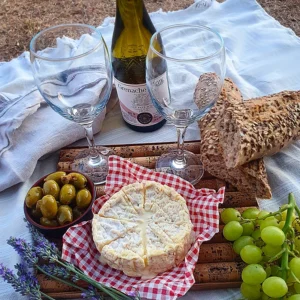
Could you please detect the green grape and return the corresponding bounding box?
[242,207,260,220]
[251,229,265,247]
[295,282,300,293]
[289,257,300,280]
[288,295,300,300]
[240,282,261,300]
[256,210,270,225]
[295,236,300,251]
[233,236,254,254]
[293,218,300,233]
[270,265,282,277]
[281,207,296,221]
[240,245,263,264]
[261,293,279,300]
[261,226,285,246]
[221,208,241,224]
[265,265,271,277]
[274,212,282,221]
[281,207,288,220]
[242,264,267,285]
[242,221,255,236]
[279,220,285,229]
[262,244,282,260]
[223,221,243,241]
[262,276,288,298]
[252,229,261,240]
[260,216,279,231]
[287,271,297,284]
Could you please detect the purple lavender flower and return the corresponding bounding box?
[25,222,60,261]
[81,285,101,299]
[40,263,80,281]
[0,263,41,300]
[7,238,38,267]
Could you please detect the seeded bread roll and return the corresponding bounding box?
[196,77,272,199]
[217,90,300,169]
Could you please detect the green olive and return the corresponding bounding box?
[72,206,84,220]
[30,199,43,219]
[40,217,58,227]
[25,186,44,208]
[44,171,66,186]
[76,188,92,209]
[61,173,87,189]
[31,208,42,220]
[43,180,60,200]
[40,195,58,219]
[57,205,73,226]
[59,184,76,205]
[36,199,42,212]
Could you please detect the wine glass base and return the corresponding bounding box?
[69,147,114,185]
[155,150,204,185]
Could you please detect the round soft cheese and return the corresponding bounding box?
[92,181,194,278]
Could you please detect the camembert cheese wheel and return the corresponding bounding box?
[92,181,194,278]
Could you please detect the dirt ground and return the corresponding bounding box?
[1,0,300,62]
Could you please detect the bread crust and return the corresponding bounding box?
[216,90,300,168]
[197,77,272,199]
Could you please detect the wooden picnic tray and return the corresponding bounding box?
[38,140,258,298]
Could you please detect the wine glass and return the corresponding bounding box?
[30,24,113,185]
[146,24,226,185]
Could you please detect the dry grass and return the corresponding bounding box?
[0,0,193,61]
[1,0,300,62]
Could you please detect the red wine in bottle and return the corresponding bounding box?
[111,0,166,132]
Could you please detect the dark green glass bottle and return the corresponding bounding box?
[111,0,166,132]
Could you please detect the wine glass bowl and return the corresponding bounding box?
[30,24,113,184]
[146,24,226,185]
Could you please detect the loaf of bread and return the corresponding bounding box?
[217,90,300,168]
[196,77,272,199]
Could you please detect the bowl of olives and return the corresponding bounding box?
[24,171,95,238]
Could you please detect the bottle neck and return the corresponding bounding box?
[116,0,144,28]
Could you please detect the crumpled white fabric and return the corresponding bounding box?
[0,36,117,192]
[2,0,300,299]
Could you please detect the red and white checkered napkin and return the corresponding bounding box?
[62,155,225,300]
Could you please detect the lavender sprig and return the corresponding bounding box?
[26,221,135,300]
[81,285,102,300]
[26,222,60,261]
[1,221,139,300]
[40,263,80,282]
[0,263,53,300]
[7,237,38,267]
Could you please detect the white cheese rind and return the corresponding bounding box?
[98,190,139,221]
[92,181,194,278]
[92,215,138,251]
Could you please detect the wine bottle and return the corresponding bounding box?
[111,0,166,132]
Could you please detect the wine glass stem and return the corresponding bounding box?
[83,124,102,166]
[175,125,187,165]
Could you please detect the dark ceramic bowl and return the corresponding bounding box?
[24,170,95,238]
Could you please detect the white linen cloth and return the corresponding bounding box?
[1,0,300,299]
[0,34,119,192]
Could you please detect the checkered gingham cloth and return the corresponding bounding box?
[62,155,225,300]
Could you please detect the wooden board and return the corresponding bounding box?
[39,141,258,297]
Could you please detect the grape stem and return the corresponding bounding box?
[290,270,300,284]
[295,205,300,217]
[267,249,285,263]
[279,193,296,300]
[240,207,288,224]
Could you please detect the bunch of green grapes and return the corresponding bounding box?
[221,193,300,300]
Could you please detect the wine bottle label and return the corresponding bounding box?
[114,76,167,127]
